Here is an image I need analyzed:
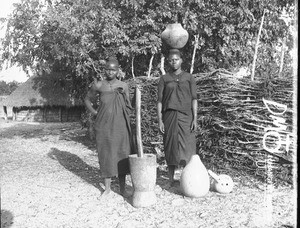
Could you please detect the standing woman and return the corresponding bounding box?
[84,57,133,197]
[157,49,198,185]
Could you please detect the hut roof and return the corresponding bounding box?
[0,72,82,107]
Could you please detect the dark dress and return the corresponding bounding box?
[157,71,197,166]
[94,87,133,178]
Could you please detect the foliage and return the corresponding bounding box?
[0,80,20,95]
[0,0,296,98]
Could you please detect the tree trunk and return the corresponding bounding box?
[3,106,7,121]
[190,34,199,74]
[132,55,136,78]
[147,54,154,78]
[251,9,266,81]
[12,108,16,121]
[160,54,166,75]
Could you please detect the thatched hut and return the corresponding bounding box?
[0,72,84,122]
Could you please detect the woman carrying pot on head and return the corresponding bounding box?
[157,49,198,185]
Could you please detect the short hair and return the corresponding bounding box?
[168,49,182,58]
[106,57,119,67]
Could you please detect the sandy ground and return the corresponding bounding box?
[0,120,297,228]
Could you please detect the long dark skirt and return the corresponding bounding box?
[163,109,196,166]
[94,89,132,178]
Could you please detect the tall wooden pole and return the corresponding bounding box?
[251,9,266,81]
[147,54,154,78]
[160,54,166,75]
[278,37,286,77]
[136,86,143,157]
[190,34,199,74]
[132,55,136,78]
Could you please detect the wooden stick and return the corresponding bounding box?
[251,9,266,81]
[131,55,136,78]
[190,34,199,74]
[279,36,286,77]
[136,86,144,157]
[160,53,166,75]
[147,54,154,78]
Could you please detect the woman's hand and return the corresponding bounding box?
[159,120,165,134]
[157,102,164,134]
[190,119,197,132]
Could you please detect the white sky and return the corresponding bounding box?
[0,0,29,83]
[0,0,17,38]
[0,0,20,23]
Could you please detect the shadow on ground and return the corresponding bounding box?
[47,147,182,199]
[1,121,292,190]
[0,210,14,228]
[47,148,135,202]
[48,148,104,192]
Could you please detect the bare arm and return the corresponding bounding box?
[190,74,198,131]
[157,76,165,133]
[124,83,130,100]
[191,99,198,131]
[157,101,164,133]
[84,83,99,116]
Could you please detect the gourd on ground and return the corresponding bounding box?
[180,155,210,198]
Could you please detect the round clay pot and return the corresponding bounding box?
[129,154,157,207]
[161,23,189,49]
[180,154,210,198]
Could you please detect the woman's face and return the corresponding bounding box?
[168,54,182,71]
[105,62,119,80]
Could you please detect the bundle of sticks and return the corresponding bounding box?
[126,70,295,183]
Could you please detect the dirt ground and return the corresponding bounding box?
[0,120,297,228]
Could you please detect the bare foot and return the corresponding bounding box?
[163,180,178,190]
[101,189,112,197]
[120,190,132,198]
[170,180,180,187]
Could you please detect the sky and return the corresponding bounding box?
[0,0,20,38]
[0,0,29,83]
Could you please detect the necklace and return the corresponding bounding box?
[173,72,181,82]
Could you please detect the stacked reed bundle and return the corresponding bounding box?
[125,71,295,184]
[194,70,295,183]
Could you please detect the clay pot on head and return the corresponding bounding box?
[180,154,210,198]
[161,23,189,49]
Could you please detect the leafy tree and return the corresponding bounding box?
[0,0,295,98]
[2,0,132,98]
[0,80,20,95]
[115,0,295,74]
